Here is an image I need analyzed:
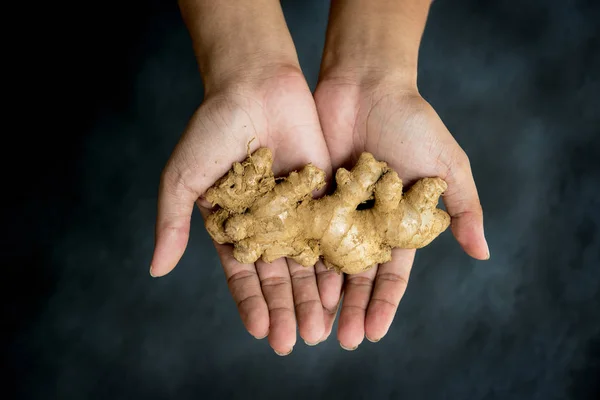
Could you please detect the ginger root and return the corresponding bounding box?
[205,148,450,274]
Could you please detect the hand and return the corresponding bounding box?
[150,66,344,354]
[314,77,490,349]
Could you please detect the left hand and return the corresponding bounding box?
[314,77,490,349]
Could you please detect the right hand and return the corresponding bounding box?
[149,66,343,355]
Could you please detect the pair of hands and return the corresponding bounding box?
[150,65,489,355]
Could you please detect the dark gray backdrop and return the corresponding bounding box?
[7,0,600,399]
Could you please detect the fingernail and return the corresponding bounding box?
[274,347,293,356]
[339,342,358,351]
[149,265,156,278]
[304,340,319,346]
[366,335,380,343]
[484,239,491,260]
[253,332,268,340]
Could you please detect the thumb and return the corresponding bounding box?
[150,162,199,277]
[442,153,490,260]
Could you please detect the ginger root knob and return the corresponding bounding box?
[205,148,450,274]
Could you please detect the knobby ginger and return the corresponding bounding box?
[204,148,450,274]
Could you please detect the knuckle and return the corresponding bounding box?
[236,294,263,310]
[160,224,188,236]
[443,148,474,190]
[227,269,258,288]
[369,297,398,310]
[267,306,295,314]
[291,270,315,282]
[342,304,367,312]
[346,276,374,288]
[376,272,408,287]
[471,202,484,217]
[160,162,196,196]
[294,298,321,310]
[454,149,471,171]
[261,276,291,288]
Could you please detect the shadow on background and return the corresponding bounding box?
[6,0,599,399]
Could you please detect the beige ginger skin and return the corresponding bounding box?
[205,148,451,274]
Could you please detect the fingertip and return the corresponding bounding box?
[253,331,269,340]
[298,311,325,346]
[248,319,270,340]
[150,228,188,277]
[268,323,297,356]
[149,261,177,278]
[319,299,340,343]
[302,328,324,347]
[337,313,365,350]
[441,158,489,261]
[339,342,358,351]
[274,347,294,356]
[150,219,190,278]
[237,295,270,340]
[365,335,381,343]
[481,238,491,260]
[148,257,175,278]
[246,313,270,340]
[364,307,391,343]
[459,242,490,261]
[148,266,174,278]
[154,163,198,278]
[451,214,489,260]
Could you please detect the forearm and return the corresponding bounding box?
[179,0,300,94]
[320,0,431,88]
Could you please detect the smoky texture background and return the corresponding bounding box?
[6,0,600,399]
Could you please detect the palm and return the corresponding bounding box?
[202,74,341,353]
[152,69,343,355]
[317,86,461,180]
[314,81,487,348]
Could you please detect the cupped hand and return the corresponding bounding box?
[314,78,490,349]
[150,66,343,354]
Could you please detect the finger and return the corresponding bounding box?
[315,261,344,313]
[320,296,341,343]
[337,267,378,350]
[315,261,343,342]
[288,260,325,345]
[443,155,490,260]
[365,249,415,342]
[256,258,296,355]
[199,206,269,339]
[214,242,270,340]
[150,165,199,277]
[150,112,261,277]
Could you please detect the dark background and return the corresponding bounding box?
[6,0,600,398]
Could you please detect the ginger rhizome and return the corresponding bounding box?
[205,148,450,274]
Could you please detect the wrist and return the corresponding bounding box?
[200,56,302,96]
[179,0,300,95]
[202,63,308,105]
[318,0,431,91]
[319,61,418,92]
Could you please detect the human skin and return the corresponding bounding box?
[151,0,489,354]
[150,0,341,355]
[314,0,489,350]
